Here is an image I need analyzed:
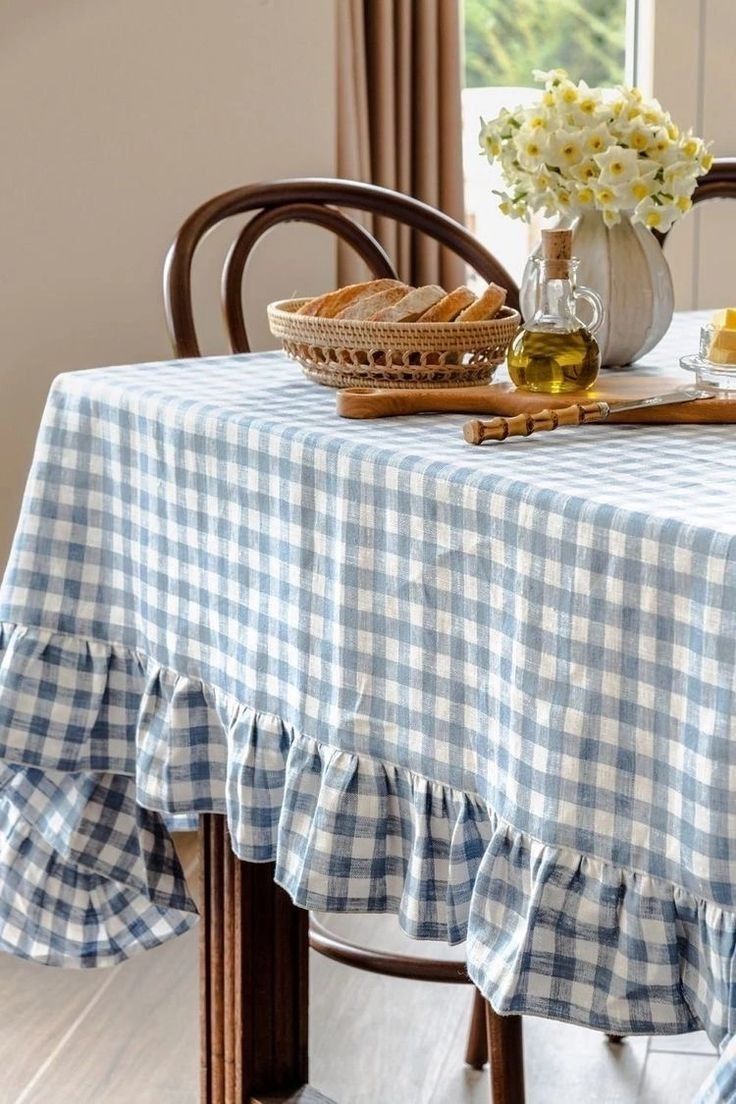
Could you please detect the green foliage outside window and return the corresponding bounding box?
[464,0,627,88]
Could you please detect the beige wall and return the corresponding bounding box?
[0,0,337,564]
[639,0,736,308]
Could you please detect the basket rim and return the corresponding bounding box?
[267,297,520,333]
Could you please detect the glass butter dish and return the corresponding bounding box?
[680,324,736,394]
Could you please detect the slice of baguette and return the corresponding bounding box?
[336,283,410,320]
[456,283,507,322]
[371,285,445,323]
[419,286,476,322]
[297,279,404,318]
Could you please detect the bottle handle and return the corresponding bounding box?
[573,286,603,335]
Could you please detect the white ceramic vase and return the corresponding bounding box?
[520,211,674,367]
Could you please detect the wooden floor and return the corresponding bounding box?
[1,834,717,1104]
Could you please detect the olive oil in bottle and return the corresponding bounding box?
[508,229,603,394]
[507,327,600,393]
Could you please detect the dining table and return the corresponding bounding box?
[0,310,735,1104]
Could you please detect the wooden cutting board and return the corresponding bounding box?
[336,369,736,424]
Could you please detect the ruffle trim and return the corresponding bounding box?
[0,621,734,1046]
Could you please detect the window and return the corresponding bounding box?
[462,0,628,283]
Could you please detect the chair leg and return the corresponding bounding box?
[465,988,489,1069]
[485,1003,525,1104]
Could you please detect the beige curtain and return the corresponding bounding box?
[337,0,465,288]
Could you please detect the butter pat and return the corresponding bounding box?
[709,308,736,365]
[709,344,736,364]
[712,308,736,328]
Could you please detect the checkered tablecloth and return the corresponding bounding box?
[1,312,736,1100]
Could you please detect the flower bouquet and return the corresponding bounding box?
[479,70,712,365]
[480,68,711,233]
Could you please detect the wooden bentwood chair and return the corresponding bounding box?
[657,157,736,243]
[164,178,523,1104]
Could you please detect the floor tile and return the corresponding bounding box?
[521,1018,648,1104]
[0,953,107,1102]
[20,930,199,1104]
[637,1052,717,1103]
[648,1030,716,1056]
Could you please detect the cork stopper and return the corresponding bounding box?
[541,229,572,279]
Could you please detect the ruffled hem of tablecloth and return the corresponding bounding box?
[0,621,734,1045]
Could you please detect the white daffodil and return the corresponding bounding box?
[621,122,653,153]
[583,123,614,157]
[546,130,584,170]
[662,161,699,196]
[543,189,569,217]
[647,126,676,159]
[680,132,712,172]
[528,168,554,194]
[524,111,549,132]
[614,177,657,212]
[479,121,502,159]
[515,129,546,171]
[553,79,582,109]
[594,145,647,187]
[569,158,600,185]
[594,184,620,210]
[574,185,597,208]
[533,67,568,86]
[634,196,678,232]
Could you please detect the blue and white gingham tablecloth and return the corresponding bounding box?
[1,313,736,1101]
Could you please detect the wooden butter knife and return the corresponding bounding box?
[463,389,715,444]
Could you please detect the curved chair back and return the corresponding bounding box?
[658,158,736,244]
[164,178,520,356]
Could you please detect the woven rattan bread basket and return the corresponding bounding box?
[267,298,520,388]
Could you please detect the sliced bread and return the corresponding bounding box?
[297,279,404,318]
[419,286,476,322]
[336,283,410,320]
[371,285,445,323]
[456,283,507,322]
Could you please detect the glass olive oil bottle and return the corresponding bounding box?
[508,229,603,394]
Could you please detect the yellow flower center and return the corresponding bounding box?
[645,209,662,227]
[631,181,650,200]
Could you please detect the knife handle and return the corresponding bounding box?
[463,401,611,445]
